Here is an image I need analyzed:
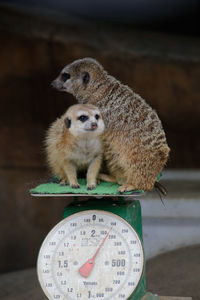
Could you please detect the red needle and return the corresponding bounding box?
[79,228,112,278]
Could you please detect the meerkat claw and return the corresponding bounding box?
[118,185,136,193]
[70,184,80,189]
[87,184,96,190]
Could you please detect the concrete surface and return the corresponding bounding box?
[140,170,200,259]
[146,245,200,300]
[0,245,199,299]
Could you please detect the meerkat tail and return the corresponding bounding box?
[98,173,117,183]
[154,182,167,196]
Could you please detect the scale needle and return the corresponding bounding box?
[79,227,112,278]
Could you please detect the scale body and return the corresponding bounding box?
[37,197,148,300]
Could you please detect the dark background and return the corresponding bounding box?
[0,0,200,273]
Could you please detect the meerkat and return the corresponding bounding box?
[51,58,170,192]
[45,104,105,190]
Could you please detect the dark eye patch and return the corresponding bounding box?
[61,73,70,82]
[82,72,90,84]
[64,117,71,128]
[78,115,89,122]
[95,114,100,120]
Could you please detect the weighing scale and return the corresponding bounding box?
[31,179,160,300]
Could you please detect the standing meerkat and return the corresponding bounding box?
[51,58,170,192]
[45,104,105,190]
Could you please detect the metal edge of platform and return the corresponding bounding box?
[30,192,145,197]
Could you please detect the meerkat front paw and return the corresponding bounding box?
[87,184,96,190]
[70,183,80,189]
[87,181,97,190]
[118,184,137,193]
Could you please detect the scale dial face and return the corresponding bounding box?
[37,210,144,300]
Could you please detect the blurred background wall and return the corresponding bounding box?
[0,0,200,273]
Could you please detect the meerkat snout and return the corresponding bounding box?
[91,122,97,129]
[51,80,63,90]
[51,73,71,90]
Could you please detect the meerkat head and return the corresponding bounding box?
[51,58,106,102]
[64,104,105,137]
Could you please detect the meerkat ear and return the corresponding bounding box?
[64,117,71,129]
[82,72,90,84]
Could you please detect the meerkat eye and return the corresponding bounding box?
[78,115,89,122]
[82,72,90,84]
[95,114,100,120]
[61,73,70,82]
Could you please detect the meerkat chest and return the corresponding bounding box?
[70,138,102,166]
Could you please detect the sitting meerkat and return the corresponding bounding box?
[45,104,105,190]
[51,58,170,192]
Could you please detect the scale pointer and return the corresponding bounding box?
[79,228,112,278]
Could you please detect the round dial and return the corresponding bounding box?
[37,210,144,300]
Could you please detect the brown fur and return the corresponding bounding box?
[45,104,105,190]
[52,58,170,192]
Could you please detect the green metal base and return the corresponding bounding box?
[63,197,146,300]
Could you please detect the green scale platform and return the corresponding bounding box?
[30,178,145,197]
